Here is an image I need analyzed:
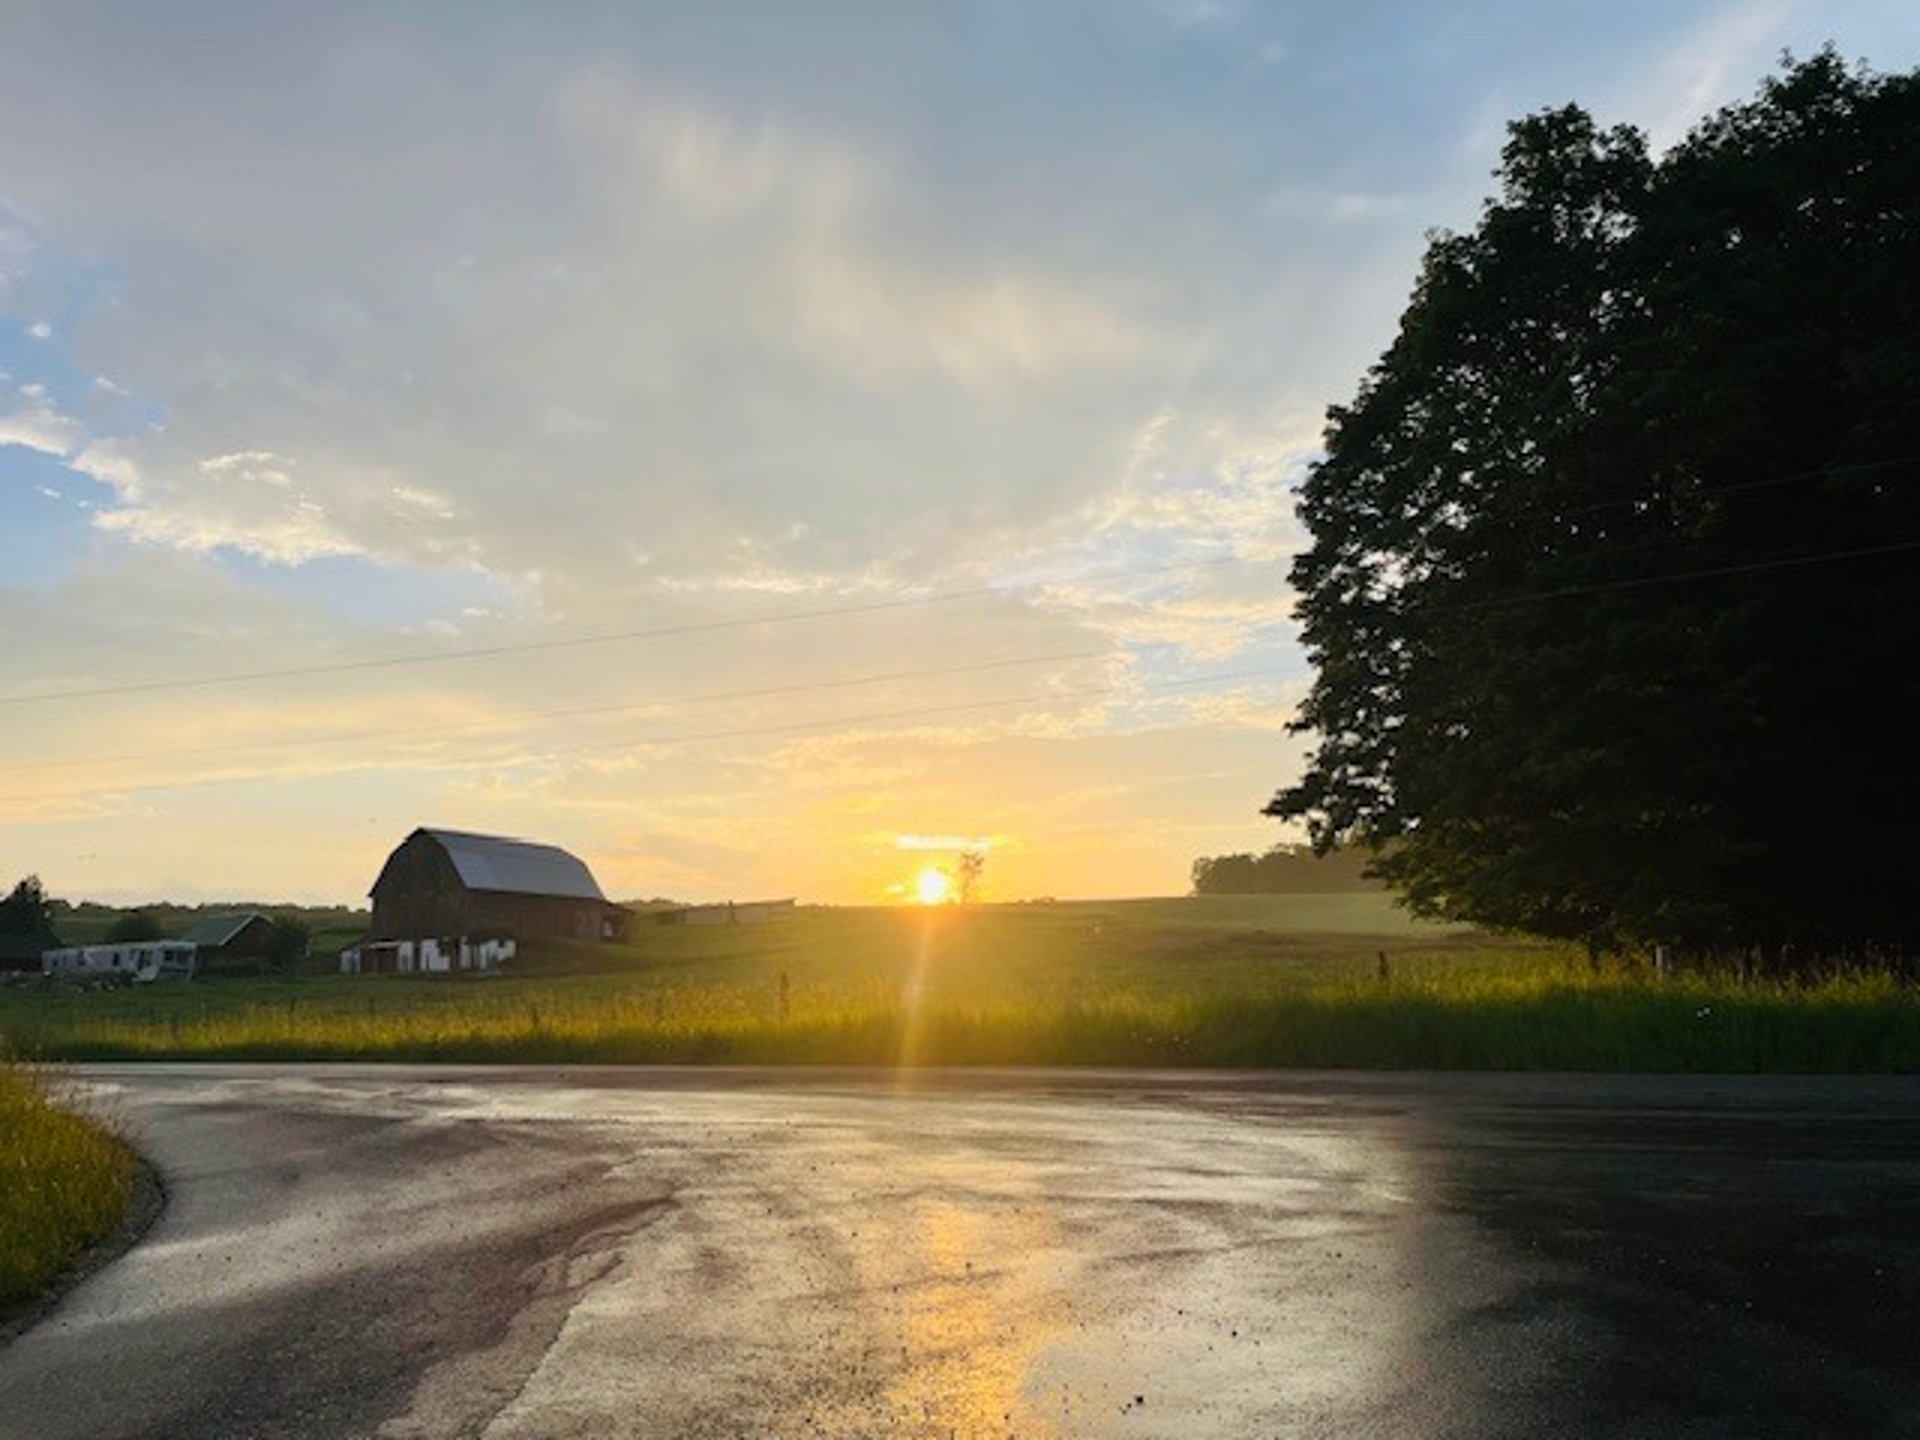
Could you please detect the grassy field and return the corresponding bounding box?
[0,1063,135,1312]
[3,895,1916,1071]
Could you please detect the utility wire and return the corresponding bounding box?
[1289,452,1920,529]
[0,666,1286,805]
[1544,453,1920,522]
[0,647,1110,776]
[1316,535,1920,618]
[13,453,1910,707]
[0,553,1259,708]
[1455,536,1920,612]
[10,531,1912,778]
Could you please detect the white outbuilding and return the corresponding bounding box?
[42,940,198,984]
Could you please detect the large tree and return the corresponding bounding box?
[0,876,54,937]
[1270,53,1920,963]
[0,875,61,970]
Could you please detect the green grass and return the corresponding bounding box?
[0,1062,135,1311]
[3,897,1916,1071]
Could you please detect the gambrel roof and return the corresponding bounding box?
[416,828,610,902]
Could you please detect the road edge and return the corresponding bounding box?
[0,1147,166,1350]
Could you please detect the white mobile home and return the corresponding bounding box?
[42,941,197,984]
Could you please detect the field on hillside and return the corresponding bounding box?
[4,896,1916,1071]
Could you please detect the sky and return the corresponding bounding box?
[3,1,1917,908]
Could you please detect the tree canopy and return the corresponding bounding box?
[0,876,54,937]
[1191,845,1380,896]
[264,918,312,976]
[1269,52,1920,962]
[105,910,164,944]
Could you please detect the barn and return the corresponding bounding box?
[369,828,630,944]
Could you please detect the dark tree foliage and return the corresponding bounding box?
[1191,845,1379,895]
[1270,53,1920,963]
[264,918,312,976]
[0,876,53,935]
[105,910,164,943]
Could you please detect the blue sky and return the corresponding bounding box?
[3,1,1917,904]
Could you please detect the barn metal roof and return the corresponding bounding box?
[421,829,610,902]
[179,911,268,947]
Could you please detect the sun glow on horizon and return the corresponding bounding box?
[914,867,953,905]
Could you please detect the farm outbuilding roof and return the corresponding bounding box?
[418,829,610,901]
[179,911,269,947]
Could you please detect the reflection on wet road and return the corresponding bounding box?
[2,1067,1917,1439]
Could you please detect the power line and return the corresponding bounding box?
[1291,451,1920,528]
[0,647,1111,776]
[0,666,1288,806]
[1508,452,1920,527]
[1323,535,1920,620]
[0,553,1261,708]
[1457,536,1920,612]
[1565,452,1917,512]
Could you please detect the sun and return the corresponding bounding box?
[914,866,953,906]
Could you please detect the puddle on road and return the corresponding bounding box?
[456,1084,1519,1438]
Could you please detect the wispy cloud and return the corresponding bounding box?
[0,386,83,456]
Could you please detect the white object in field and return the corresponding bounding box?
[42,940,198,984]
[342,934,517,975]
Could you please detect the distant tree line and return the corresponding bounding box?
[1191,845,1380,896]
[0,875,350,976]
[1270,53,1920,973]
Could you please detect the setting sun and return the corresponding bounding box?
[914,867,953,906]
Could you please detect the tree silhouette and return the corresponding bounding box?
[1270,52,1920,966]
[106,911,164,944]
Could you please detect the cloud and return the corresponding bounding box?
[92,453,363,563]
[0,55,1175,594]
[1160,0,1243,31]
[1625,0,1801,149]
[560,74,1149,391]
[67,441,143,499]
[27,320,51,339]
[0,386,84,456]
[1266,187,1417,224]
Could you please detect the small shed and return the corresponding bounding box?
[179,911,274,974]
[654,898,796,926]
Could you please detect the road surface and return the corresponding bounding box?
[2,1066,1917,1439]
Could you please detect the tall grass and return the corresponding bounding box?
[0,1062,135,1310]
[10,969,1919,1071]
[5,905,1917,1071]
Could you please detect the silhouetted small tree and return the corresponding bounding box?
[955,852,986,905]
[0,876,52,936]
[265,918,312,976]
[106,911,164,943]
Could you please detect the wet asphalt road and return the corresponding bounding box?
[2,1067,1918,1440]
